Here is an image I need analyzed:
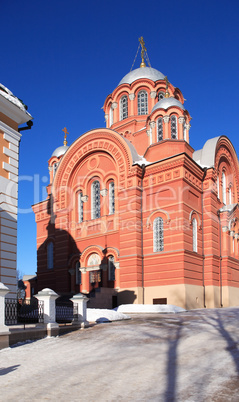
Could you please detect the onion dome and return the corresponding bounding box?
[51,145,69,158]
[151,97,185,113]
[118,67,165,86]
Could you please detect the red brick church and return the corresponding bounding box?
[32,39,239,309]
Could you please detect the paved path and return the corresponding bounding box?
[1,308,239,401]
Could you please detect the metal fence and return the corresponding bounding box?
[55,300,77,323]
[5,297,44,326]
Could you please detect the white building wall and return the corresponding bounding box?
[0,122,21,296]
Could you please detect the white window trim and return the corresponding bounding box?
[153,217,164,252]
[192,218,197,252]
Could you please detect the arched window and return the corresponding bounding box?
[108,255,115,281]
[192,218,197,252]
[76,261,81,285]
[47,241,54,269]
[109,105,113,126]
[157,117,163,141]
[53,162,58,177]
[171,115,178,139]
[120,95,128,120]
[153,217,164,252]
[183,121,187,141]
[78,191,83,223]
[222,171,226,205]
[158,91,164,101]
[217,176,220,199]
[109,181,115,215]
[138,90,148,115]
[91,180,101,219]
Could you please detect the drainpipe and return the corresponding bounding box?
[141,164,146,304]
[18,120,33,132]
[201,167,207,308]
[217,211,223,307]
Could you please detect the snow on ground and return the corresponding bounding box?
[87,304,185,322]
[87,308,130,322]
[116,303,186,314]
[1,307,239,401]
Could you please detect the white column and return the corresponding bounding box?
[70,293,89,328]
[0,282,10,349]
[35,288,59,332]
[0,282,10,330]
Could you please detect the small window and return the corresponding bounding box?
[158,92,164,101]
[108,255,115,281]
[53,163,58,177]
[222,171,226,205]
[183,121,187,141]
[91,180,100,219]
[47,242,54,269]
[157,117,163,141]
[217,176,220,199]
[192,218,197,252]
[171,115,178,139]
[153,217,164,252]
[109,105,113,126]
[78,191,83,223]
[109,181,115,215]
[76,261,81,285]
[138,90,148,115]
[120,95,128,120]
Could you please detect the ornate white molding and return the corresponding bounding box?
[129,93,135,101]
[150,91,157,99]
[222,226,229,233]
[104,114,108,121]
[185,123,191,130]
[178,117,185,124]
[163,116,170,123]
[100,189,108,197]
[112,102,118,109]
[149,121,156,128]
[81,195,88,203]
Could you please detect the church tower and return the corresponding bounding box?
[33,39,239,310]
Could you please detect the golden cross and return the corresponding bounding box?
[62,127,69,146]
[139,36,146,67]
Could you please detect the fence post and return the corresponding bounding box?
[0,282,10,349]
[70,293,89,328]
[35,288,59,337]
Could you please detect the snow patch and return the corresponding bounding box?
[116,304,186,314]
[87,308,130,323]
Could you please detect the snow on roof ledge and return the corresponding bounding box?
[0,83,32,124]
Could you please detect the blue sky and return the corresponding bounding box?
[1,0,239,276]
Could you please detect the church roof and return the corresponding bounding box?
[51,145,69,158]
[118,67,165,86]
[0,83,32,117]
[193,136,220,168]
[151,97,185,113]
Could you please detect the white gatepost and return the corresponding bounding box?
[35,288,59,336]
[71,293,89,328]
[0,282,10,349]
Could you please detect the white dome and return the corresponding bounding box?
[118,67,165,86]
[151,97,185,113]
[51,145,69,158]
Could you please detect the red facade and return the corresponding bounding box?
[32,61,239,309]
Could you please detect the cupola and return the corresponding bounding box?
[48,127,70,186]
